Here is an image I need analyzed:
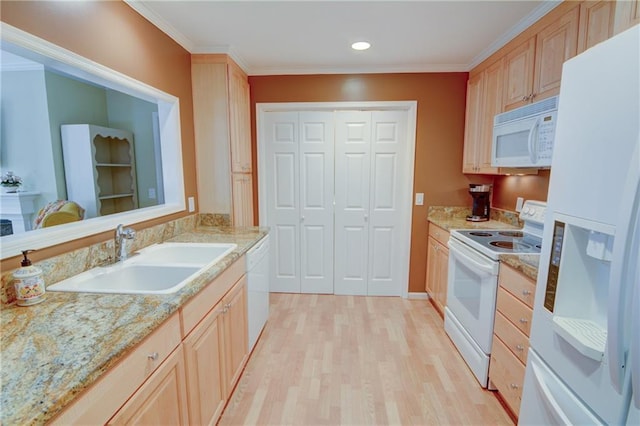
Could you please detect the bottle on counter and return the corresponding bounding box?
[13,250,46,306]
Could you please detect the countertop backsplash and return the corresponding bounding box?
[428,205,522,228]
[1,215,200,306]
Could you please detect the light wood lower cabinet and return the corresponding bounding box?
[222,277,248,398]
[108,346,189,425]
[182,302,226,425]
[52,257,250,425]
[425,223,449,316]
[489,263,536,418]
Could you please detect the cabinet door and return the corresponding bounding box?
[462,73,484,173]
[502,37,535,111]
[435,243,449,311]
[183,304,226,426]
[223,276,248,398]
[477,59,503,174]
[229,63,252,173]
[578,1,614,53]
[533,5,579,101]
[107,347,189,425]
[425,236,439,297]
[232,173,254,226]
[613,0,640,35]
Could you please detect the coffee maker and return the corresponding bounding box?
[467,184,492,222]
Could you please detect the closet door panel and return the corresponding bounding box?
[299,112,334,294]
[368,111,408,296]
[334,111,372,295]
[265,112,301,293]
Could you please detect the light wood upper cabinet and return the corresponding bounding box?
[533,5,579,101]
[463,59,502,174]
[502,5,579,111]
[613,0,640,35]
[228,62,252,173]
[479,59,504,173]
[463,72,484,173]
[502,37,536,111]
[578,1,615,53]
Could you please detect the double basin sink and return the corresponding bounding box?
[48,243,237,295]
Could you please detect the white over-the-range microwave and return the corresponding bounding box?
[492,95,559,168]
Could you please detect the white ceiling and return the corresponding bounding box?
[126,1,560,76]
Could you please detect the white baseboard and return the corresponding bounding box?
[408,292,429,300]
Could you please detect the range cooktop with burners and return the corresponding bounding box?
[444,199,547,388]
[450,200,546,260]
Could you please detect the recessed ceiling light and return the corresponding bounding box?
[351,41,371,51]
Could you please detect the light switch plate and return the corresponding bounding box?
[415,193,424,206]
[516,197,524,212]
[188,197,195,212]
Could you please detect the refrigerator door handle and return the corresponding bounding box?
[527,117,541,164]
[531,360,573,424]
[608,143,640,394]
[633,270,640,408]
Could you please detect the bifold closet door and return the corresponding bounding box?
[334,111,372,295]
[264,111,334,294]
[334,110,409,296]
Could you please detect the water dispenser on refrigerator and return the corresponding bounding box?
[542,213,614,361]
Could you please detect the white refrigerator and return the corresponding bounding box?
[519,24,640,425]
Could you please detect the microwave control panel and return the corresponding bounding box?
[537,112,557,162]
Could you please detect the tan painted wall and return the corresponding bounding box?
[0,1,197,269]
[248,73,492,293]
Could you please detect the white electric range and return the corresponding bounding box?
[444,200,546,388]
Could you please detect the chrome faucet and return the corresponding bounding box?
[115,224,136,262]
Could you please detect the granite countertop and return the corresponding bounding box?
[0,226,268,426]
[499,254,540,281]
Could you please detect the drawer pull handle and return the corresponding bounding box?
[519,318,528,324]
[510,383,519,390]
[516,344,525,352]
[148,352,159,361]
[522,289,532,296]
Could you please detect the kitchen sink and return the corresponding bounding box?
[130,243,237,267]
[47,242,237,295]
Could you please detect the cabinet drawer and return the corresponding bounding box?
[181,256,246,337]
[498,263,536,308]
[496,286,533,336]
[52,314,182,425]
[493,311,529,365]
[489,336,526,417]
[428,223,450,247]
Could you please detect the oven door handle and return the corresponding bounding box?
[448,238,497,276]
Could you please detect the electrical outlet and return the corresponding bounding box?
[516,197,524,212]
[415,193,424,206]
[188,197,195,212]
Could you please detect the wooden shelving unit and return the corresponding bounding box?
[61,124,138,219]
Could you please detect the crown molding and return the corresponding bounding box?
[467,0,562,70]
[124,0,196,52]
[248,62,468,76]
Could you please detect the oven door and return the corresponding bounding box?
[446,237,500,353]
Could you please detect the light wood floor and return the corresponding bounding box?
[219,294,514,425]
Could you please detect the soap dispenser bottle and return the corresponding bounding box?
[13,250,46,306]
